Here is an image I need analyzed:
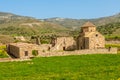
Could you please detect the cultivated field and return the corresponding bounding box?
[0,54,120,80]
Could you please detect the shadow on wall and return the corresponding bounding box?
[65,45,76,51]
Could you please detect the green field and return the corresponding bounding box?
[105,44,120,53]
[105,44,120,48]
[0,54,120,80]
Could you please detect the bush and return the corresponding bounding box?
[32,50,38,56]
[0,45,8,58]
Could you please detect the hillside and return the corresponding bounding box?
[42,13,120,29]
[97,22,120,39]
[0,12,120,40]
[0,12,68,36]
[0,12,34,23]
[42,14,120,37]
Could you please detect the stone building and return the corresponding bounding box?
[50,37,76,51]
[7,37,76,59]
[77,22,105,50]
[7,43,51,59]
[7,22,116,59]
[7,43,38,59]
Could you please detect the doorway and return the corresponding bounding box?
[63,47,66,51]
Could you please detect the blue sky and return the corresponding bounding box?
[0,0,120,19]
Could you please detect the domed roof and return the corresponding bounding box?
[82,21,96,27]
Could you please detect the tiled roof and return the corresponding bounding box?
[82,21,96,27]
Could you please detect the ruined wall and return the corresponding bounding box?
[76,37,85,50]
[18,44,49,59]
[51,37,76,51]
[19,48,33,59]
[106,40,120,44]
[88,27,96,32]
[8,43,52,59]
[8,45,20,58]
[89,32,105,49]
[39,44,51,51]
[8,42,117,59]
[77,32,105,50]
[39,48,117,57]
[85,37,89,49]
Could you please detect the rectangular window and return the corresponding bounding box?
[24,51,28,56]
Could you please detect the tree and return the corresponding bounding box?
[31,35,41,45]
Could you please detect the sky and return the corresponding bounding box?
[0,0,120,19]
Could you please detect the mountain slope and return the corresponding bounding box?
[0,12,68,36]
[0,12,120,38]
[97,22,120,36]
[42,13,120,29]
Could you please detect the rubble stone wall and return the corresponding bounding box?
[39,48,117,57]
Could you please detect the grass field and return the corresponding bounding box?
[105,44,120,53]
[0,54,120,80]
[105,35,120,40]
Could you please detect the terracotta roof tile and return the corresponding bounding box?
[82,21,96,27]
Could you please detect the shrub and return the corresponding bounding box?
[32,50,38,56]
[0,45,8,58]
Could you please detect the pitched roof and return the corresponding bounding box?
[82,21,96,27]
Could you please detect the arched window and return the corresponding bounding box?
[96,34,98,37]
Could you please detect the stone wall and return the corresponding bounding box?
[8,45,20,58]
[106,40,120,44]
[51,37,76,51]
[7,43,52,59]
[38,48,117,57]
[89,32,105,49]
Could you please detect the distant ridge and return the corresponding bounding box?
[42,13,120,29]
[0,11,120,37]
[0,12,68,36]
[0,12,34,20]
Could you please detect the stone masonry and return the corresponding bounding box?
[50,37,76,51]
[77,22,105,50]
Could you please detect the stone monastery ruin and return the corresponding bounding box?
[7,22,117,59]
[76,22,105,49]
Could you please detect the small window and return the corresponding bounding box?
[96,34,98,37]
[25,51,28,56]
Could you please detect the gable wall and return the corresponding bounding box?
[89,32,105,49]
